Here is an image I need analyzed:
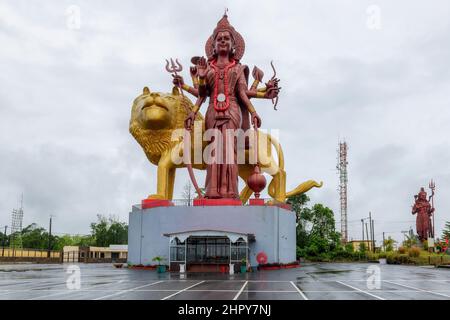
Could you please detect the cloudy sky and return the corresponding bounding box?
[1,0,449,245]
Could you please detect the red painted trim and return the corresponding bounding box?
[129,265,157,270]
[259,266,280,270]
[193,198,242,206]
[257,262,301,271]
[249,199,265,206]
[141,199,174,209]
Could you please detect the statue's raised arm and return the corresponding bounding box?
[245,62,281,111]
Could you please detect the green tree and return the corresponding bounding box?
[402,231,417,248]
[383,236,396,252]
[57,234,95,249]
[17,215,128,250]
[288,195,340,257]
[90,216,109,247]
[3,216,128,252]
[77,235,95,247]
[287,193,311,223]
[442,221,450,241]
[309,204,341,252]
[359,242,367,253]
[53,234,76,250]
[344,242,354,252]
[288,194,312,249]
[90,215,128,247]
[21,223,57,250]
[107,220,128,245]
[53,234,95,250]
[0,230,9,248]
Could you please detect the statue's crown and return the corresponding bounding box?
[213,13,236,39]
[205,11,245,61]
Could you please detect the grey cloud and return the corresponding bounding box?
[1,0,449,245]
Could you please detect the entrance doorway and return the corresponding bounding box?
[187,237,230,264]
[166,231,251,272]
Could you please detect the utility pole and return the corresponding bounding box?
[382,232,386,252]
[365,222,370,251]
[361,219,364,242]
[371,219,375,253]
[1,226,7,257]
[47,215,53,258]
[368,212,372,252]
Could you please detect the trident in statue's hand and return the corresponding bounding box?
[429,179,436,238]
[165,58,184,96]
[429,179,436,201]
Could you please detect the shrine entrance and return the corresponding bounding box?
[166,230,252,272]
[187,237,230,264]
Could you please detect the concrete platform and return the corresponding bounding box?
[128,205,296,267]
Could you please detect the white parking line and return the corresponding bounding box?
[335,281,385,300]
[233,281,248,300]
[301,290,450,293]
[161,281,206,300]
[0,281,34,287]
[384,280,450,299]
[26,282,69,291]
[94,281,165,300]
[26,282,84,300]
[5,277,450,300]
[290,281,308,300]
[7,289,300,293]
[29,280,129,300]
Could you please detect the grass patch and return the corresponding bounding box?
[300,248,450,265]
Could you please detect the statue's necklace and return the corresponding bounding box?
[218,68,225,79]
[211,59,236,112]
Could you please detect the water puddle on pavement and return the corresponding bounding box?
[304,269,353,280]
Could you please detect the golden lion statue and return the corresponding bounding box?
[130,86,322,203]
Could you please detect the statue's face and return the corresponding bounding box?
[419,191,427,201]
[214,31,234,56]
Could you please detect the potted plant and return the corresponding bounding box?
[152,256,166,273]
[240,258,247,274]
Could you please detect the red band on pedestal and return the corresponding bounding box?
[249,198,265,206]
[193,198,242,206]
[141,199,174,209]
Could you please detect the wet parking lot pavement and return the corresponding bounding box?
[0,262,449,300]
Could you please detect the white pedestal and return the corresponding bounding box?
[128,205,296,267]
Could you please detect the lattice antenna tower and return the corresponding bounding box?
[337,141,348,243]
[10,194,24,249]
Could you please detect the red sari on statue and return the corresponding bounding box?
[203,61,250,199]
